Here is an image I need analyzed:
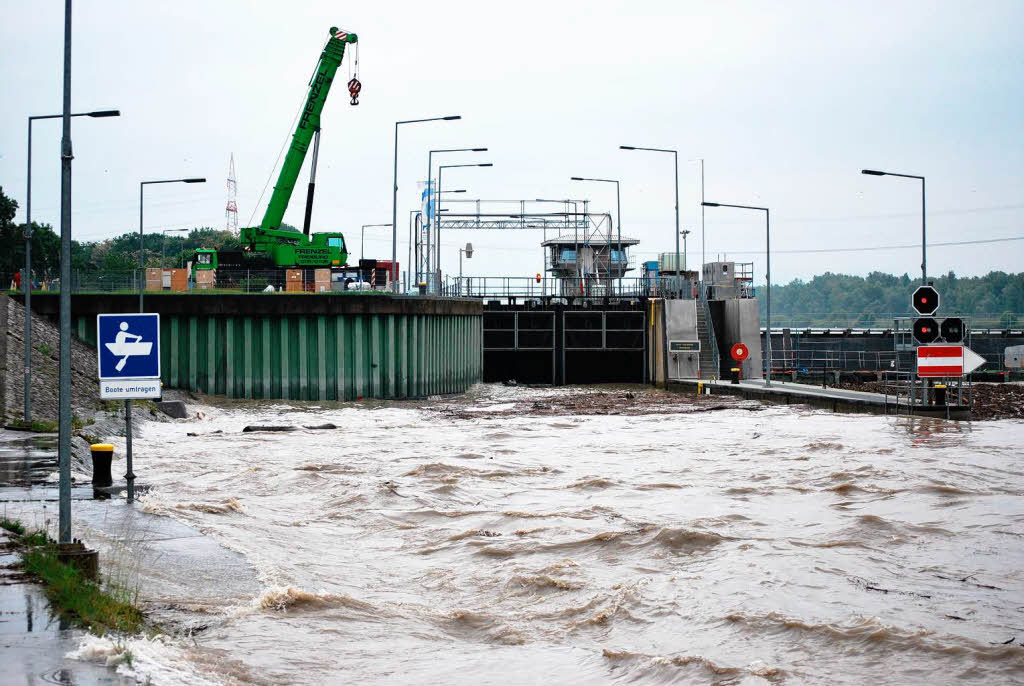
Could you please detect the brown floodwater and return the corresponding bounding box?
[69,386,1024,684]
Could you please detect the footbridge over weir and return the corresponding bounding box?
[20,294,482,402]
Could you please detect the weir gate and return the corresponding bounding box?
[483,301,648,385]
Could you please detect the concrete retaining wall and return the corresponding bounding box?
[17,294,482,402]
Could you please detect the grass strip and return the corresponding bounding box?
[3,521,146,636]
[1,517,26,536]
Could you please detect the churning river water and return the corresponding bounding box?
[75,385,1024,684]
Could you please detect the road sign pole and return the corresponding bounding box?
[124,400,134,502]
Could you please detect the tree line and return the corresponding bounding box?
[761,271,1024,320]
[1,185,241,281]
[4,186,1022,314]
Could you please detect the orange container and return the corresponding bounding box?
[169,269,188,292]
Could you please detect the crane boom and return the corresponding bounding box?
[260,27,357,232]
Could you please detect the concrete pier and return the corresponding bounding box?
[671,378,971,418]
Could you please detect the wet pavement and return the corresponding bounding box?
[1,529,136,685]
[0,427,260,684]
[0,430,58,487]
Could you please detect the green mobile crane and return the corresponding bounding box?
[194,27,359,284]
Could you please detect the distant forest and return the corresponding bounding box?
[763,271,1024,320]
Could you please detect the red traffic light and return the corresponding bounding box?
[912,317,939,344]
[912,285,940,315]
[535,273,542,283]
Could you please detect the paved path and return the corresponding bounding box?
[671,378,894,414]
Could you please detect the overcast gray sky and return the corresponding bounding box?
[2,0,1022,284]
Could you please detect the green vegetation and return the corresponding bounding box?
[763,271,1024,327]
[36,343,53,357]
[0,185,242,281]
[71,415,95,431]
[1,517,26,536]
[7,418,59,433]
[22,546,145,634]
[3,517,146,635]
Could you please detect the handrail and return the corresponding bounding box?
[699,290,721,380]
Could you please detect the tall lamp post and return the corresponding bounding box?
[680,229,691,271]
[161,228,189,270]
[861,169,927,284]
[361,223,391,263]
[427,147,486,289]
[438,163,492,287]
[692,158,705,281]
[702,201,772,387]
[620,146,680,287]
[23,108,119,424]
[571,177,622,292]
[392,116,462,292]
[139,178,205,312]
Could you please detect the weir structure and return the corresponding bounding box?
[23,294,481,401]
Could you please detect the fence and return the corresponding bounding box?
[442,277,648,299]
[766,312,1024,330]
[6,269,400,295]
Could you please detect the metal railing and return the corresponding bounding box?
[882,370,971,417]
[765,312,1024,330]
[443,276,647,299]
[4,269,398,295]
[698,291,721,380]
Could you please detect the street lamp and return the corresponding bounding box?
[426,147,486,289]
[702,201,772,387]
[691,159,705,280]
[361,223,391,263]
[458,242,473,295]
[23,108,120,423]
[680,229,691,271]
[438,163,492,284]
[139,178,205,312]
[620,146,680,285]
[161,228,189,270]
[392,117,462,292]
[861,169,927,284]
[571,177,622,292]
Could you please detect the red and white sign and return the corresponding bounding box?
[917,345,985,378]
[334,30,349,40]
[731,343,749,362]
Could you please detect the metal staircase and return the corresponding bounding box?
[697,297,720,380]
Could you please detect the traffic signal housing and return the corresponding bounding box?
[940,317,964,343]
[912,318,939,345]
[912,285,940,315]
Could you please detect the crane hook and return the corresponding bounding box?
[348,77,362,106]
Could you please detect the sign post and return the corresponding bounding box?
[97,314,161,502]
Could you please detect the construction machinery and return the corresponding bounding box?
[194,27,360,288]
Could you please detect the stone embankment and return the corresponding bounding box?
[0,294,100,425]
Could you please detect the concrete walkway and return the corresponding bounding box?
[0,426,260,683]
[671,377,971,418]
[671,378,896,415]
